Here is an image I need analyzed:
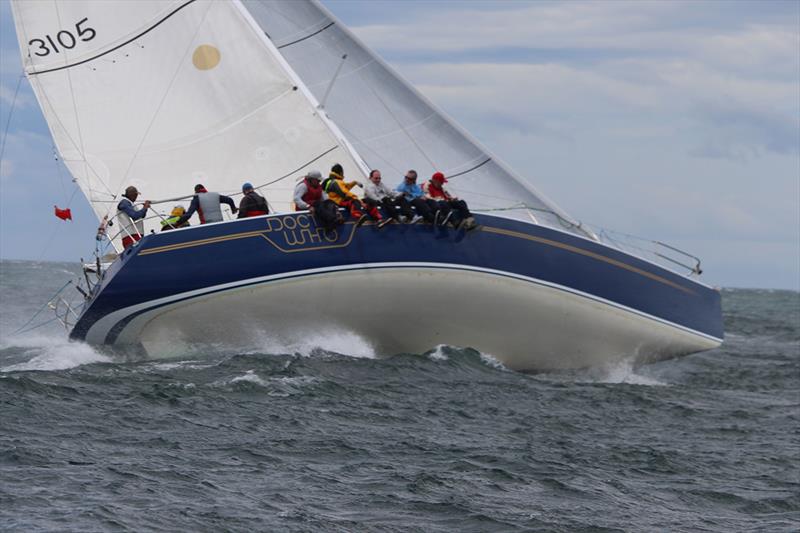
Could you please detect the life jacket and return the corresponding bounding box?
[323,174,356,205]
[161,216,180,227]
[197,192,222,224]
[117,197,144,239]
[302,177,323,206]
[241,191,269,217]
[160,216,188,231]
[423,181,450,200]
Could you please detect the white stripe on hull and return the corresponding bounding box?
[92,267,720,371]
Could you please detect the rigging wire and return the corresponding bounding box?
[9,280,72,336]
[0,73,24,171]
[52,144,69,202]
[53,1,92,206]
[108,0,215,217]
[36,187,80,263]
[33,80,116,199]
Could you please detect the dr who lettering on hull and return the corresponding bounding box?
[10,0,722,371]
[264,214,342,248]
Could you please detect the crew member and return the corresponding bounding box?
[174,184,237,226]
[364,169,415,226]
[160,205,191,231]
[322,163,380,223]
[117,185,151,249]
[423,171,475,229]
[294,169,342,231]
[395,170,435,224]
[238,182,270,218]
[293,170,327,213]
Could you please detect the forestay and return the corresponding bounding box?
[10,0,365,233]
[243,0,590,237]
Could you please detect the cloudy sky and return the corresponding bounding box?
[1,0,798,289]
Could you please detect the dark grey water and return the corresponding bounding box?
[1,260,798,531]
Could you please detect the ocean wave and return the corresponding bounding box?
[0,334,111,372]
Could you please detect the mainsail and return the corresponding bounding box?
[10,0,366,233]
[244,0,590,236]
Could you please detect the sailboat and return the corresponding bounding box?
[10,0,723,371]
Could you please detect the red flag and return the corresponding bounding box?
[54,205,72,221]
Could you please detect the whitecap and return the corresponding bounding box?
[586,358,666,386]
[478,351,508,371]
[427,344,449,361]
[0,334,110,372]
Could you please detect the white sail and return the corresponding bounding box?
[10,0,366,232]
[243,0,590,236]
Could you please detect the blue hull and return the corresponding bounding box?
[71,212,723,363]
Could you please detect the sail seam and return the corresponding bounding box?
[28,0,199,76]
[276,21,335,49]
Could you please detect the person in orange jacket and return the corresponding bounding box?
[321,163,381,224]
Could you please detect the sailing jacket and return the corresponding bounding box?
[364,180,397,202]
[422,181,455,201]
[395,181,424,200]
[323,172,360,205]
[293,178,327,210]
[176,192,236,225]
[117,197,147,238]
[238,190,270,218]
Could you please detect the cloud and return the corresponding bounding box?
[0,129,55,182]
[353,0,798,77]
[343,0,799,166]
[0,77,32,110]
[688,103,800,160]
[0,155,13,179]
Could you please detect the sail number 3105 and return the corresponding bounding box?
[29,18,96,57]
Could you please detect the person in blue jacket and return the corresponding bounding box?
[394,170,435,223]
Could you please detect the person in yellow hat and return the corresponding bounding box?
[160,205,191,231]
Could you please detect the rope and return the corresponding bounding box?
[10,280,73,336]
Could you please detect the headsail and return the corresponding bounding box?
[243,0,591,236]
[10,0,366,233]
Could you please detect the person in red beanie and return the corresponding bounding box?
[422,172,476,230]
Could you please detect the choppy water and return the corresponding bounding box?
[1,260,798,531]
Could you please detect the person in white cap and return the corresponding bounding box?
[294,169,342,231]
[293,169,327,213]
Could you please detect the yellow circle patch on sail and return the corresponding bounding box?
[192,45,221,70]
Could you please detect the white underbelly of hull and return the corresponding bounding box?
[108,268,719,371]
